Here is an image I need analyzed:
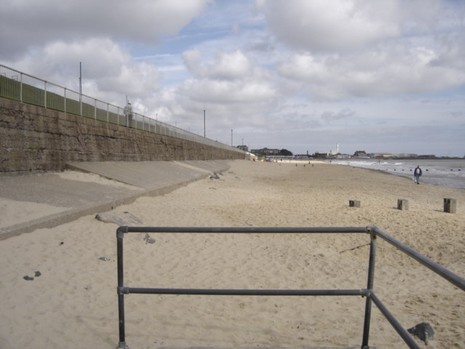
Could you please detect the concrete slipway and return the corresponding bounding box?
[0,160,231,239]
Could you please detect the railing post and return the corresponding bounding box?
[362,229,377,348]
[117,227,128,349]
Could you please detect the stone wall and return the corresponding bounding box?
[0,97,244,173]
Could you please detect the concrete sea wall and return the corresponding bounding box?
[0,97,244,173]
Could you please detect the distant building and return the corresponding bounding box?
[353,150,369,158]
[294,154,313,159]
[251,147,281,156]
[313,152,328,159]
[237,145,249,152]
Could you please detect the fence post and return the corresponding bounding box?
[361,230,377,348]
[117,227,128,349]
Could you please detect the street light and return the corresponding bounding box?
[203,109,206,137]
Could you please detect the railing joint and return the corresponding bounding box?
[117,287,129,295]
[117,340,129,349]
[117,226,128,238]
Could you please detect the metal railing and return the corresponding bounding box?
[0,64,243,155]
[115,226,465,349]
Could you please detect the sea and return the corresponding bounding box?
[330,159,465,189]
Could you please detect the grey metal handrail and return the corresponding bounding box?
[115,226,464,349]
[372,226,465,291]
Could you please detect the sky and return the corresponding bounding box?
[1,0,465,157]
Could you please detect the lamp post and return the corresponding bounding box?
[79,62,82,95]
[203,109,206,137]
[79,62,82,116]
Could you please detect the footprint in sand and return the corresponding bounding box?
[144,233,156,244]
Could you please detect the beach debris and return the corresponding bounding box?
[144,233,156,244]
[99,256,110,262]
[209,172,221,180]
[95,211,143,226]
[407,322,434,345]
[23,271,42,281]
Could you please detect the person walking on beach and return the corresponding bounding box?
[414,165,422,184]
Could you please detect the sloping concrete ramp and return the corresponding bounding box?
[66,160,230,190]
[0,160,231,239]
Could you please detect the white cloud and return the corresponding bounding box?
[181,78,275,104]
[209,50,253,80]
[2,38,161,108]
[183,49,253,80]
[257,0,447,52]
[183,49,204,77]
[162,48,278,136]
[278,39,465,100]
[321,108,356,122]
[178,49,275,107]
[257,0,406,51]
[0,0,211,58]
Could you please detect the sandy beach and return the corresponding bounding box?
[0,160,464,349]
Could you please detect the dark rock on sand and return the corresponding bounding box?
[407,322,434,345]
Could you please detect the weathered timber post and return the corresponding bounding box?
[397,199,409,210]
[444,198,456,213]
[349,200,361,207]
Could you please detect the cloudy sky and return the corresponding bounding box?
[1,0,465,156]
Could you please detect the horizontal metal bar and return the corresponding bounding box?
[120,287,368,297]
[370,292,420,349]
[120,226,371,234]
[372,227,465,291]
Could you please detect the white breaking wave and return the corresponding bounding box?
[331,159,465,189]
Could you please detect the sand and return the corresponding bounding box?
[0,160,464,349]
